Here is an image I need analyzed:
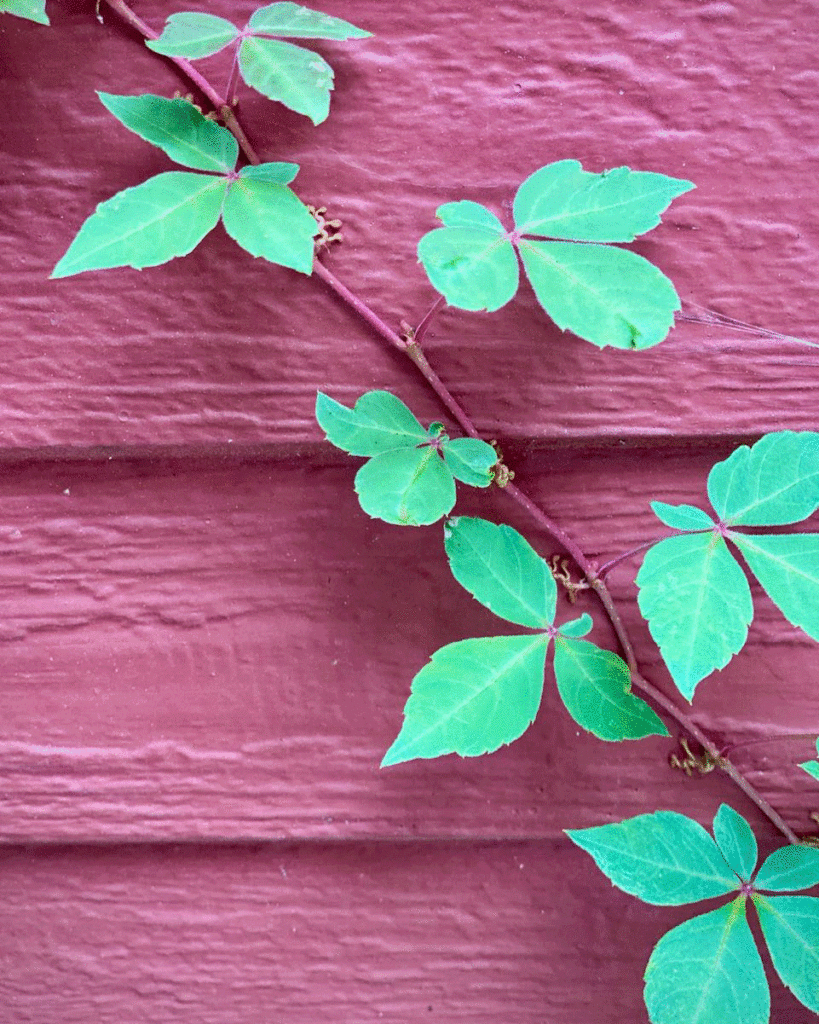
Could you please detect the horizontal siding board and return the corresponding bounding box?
[0,840,815,1024]
[0,1,817,448]
[0,452,814,843]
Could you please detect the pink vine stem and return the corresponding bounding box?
[101,0,802,845]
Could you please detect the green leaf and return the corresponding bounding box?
[355,447,455,526]
[381,634,548,766]
[513,160,694,242]
[651,502,715,531]
[145,12,238,59]
[239,35,334,124]
[440,437,497,487]
[433,200,507,233]
[754,894,819,1013]
[222,172,317,273]
[51,172,227,278]
[557,614,593,638]
[635,533,753,700]
[566,811,740,905]
[644,900,769,1024]
[708,431,819,526]
[97,93,238,173]
[731,533,819,641]
[755,845,819,892]
[248,2,371,40]
[315,391,427,456]
[443,516,557,627]
[518,239,681,350]
[417,203,518,312]
[238,162,300,185]
[713,804,758,881]
[552,636,668,741]
[800,740,819,782]
[0,0,49,25]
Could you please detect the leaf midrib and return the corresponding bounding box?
[516,181,677,237]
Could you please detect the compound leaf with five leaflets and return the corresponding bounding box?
[638,432,819,697]
[418,160,692,347]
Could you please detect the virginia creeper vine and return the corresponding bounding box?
[14,0,818,1018]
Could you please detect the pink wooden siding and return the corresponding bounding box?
[1,0,818,1020]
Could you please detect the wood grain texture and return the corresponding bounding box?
[0,451,815,843]
[1,840,816,1024]
[0,0,817,450]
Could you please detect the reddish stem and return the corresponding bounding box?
[596,537,667,578]
[413,295,445,347]
[101,0,259,164]
[104,0,803,845]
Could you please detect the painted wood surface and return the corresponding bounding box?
[1,0,818,1022]
[1,840,815,1024]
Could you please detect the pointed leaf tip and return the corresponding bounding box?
[1,0,49,24]
[755,844,819,892]
[51,172,227,278]
[440,437,497,487]
[513,160,694,242]
[636,532,752,700]
[566,811,739,905]
[222,174,318,273]
[651,501,714,531]
[708,431,819,526]
[553,637,668,741]
[754,895,819,1013]
[444,516,556,627]
[97,92,238,172]
[145,11,238,59]
[382,634,548,765]
[518,239,681,349]
[713,804,758,881]
[355,447,455,526]
[239,35,334,124]
[247,2,371,40]
[315,390,427,456]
